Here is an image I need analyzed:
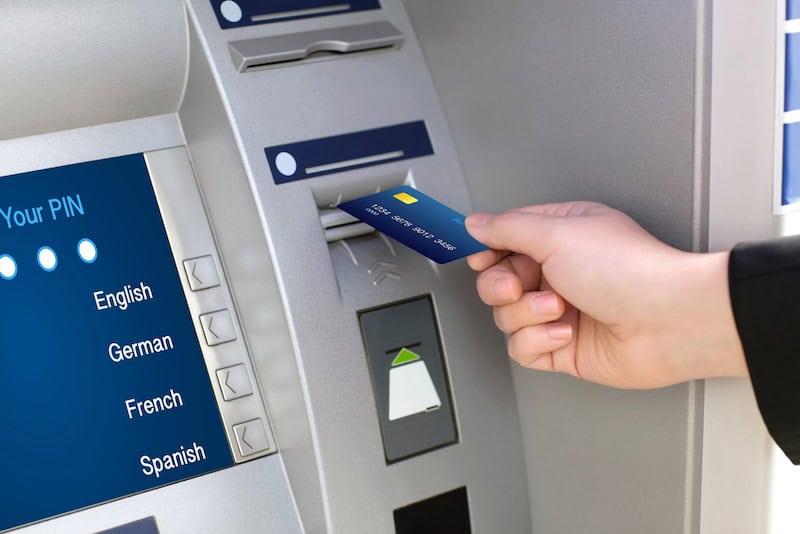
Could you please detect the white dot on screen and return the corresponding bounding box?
[0,254,17,280]
[220,1,243,23]
[78,238,98,264]
[275,152,297,177]
[37,246,57,272]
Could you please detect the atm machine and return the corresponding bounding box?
[6,1,798,534]
[0,1,529,532]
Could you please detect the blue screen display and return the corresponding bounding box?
[0,154,233,531]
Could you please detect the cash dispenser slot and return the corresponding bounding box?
[228,21,404,72]
[394,487,472,534]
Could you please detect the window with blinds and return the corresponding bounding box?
[781,0,800,206]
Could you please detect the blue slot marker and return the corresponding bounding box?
[213,0,381,29]
[266,121,434,184]
[337,186,488,264]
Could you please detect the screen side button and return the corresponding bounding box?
[216,363,254,401]
[200,309,237,346]
[183,255,221,291]
[233,419,272,456]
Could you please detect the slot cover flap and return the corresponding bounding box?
[228,21,404,72]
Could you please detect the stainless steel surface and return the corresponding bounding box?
[185,0,531,530]
[19,456,302,534]
[0,0,187,141]
[179,18,328,532]
[404,1,706,532]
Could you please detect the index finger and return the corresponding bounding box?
[466,211,560,263]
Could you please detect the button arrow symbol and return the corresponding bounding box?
[223,370,237,395]
[207,315,219,339]
[367,260,400,286]
[241,426,252,450]
[190,262,204,285]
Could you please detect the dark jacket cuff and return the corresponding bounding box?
[729,236,800,464]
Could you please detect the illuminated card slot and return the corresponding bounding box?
[306,151,404,176]
[266,121,434,185]
[251,4,351,23]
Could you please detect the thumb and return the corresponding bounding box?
[466,211,563,263]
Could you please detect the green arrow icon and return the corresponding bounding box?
[391,347,421,367]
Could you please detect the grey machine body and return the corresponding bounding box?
[0,1,526,532]
[1,1,789,533]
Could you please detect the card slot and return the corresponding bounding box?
[250,4,351,23]
[324,222,375,243]
[306,151,405,176]
[320,208,359,229]
[311,170,410,210]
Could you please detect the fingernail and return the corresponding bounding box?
[466,213,488,228]
[493,278,513,300]
[546,323,572,341]
[530,293,559,315]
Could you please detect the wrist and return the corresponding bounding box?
[676,250,748,380]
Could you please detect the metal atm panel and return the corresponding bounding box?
[181,1,531,531]
[0,1,530,532]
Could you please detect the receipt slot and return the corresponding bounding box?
[388,350,442,421]
[360,297,457,462]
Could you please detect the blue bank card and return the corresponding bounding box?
[337,186,489,263]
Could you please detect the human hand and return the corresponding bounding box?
[466,202,747,389]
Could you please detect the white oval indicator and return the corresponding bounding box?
[275,152,297,177]
[78,238,98,264]
[220,1,243,23]
[37,246,58,272]
[0,254,17,280]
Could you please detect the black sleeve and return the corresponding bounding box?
[729,236,800,464]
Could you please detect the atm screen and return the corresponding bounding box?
[0,154,233,531]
